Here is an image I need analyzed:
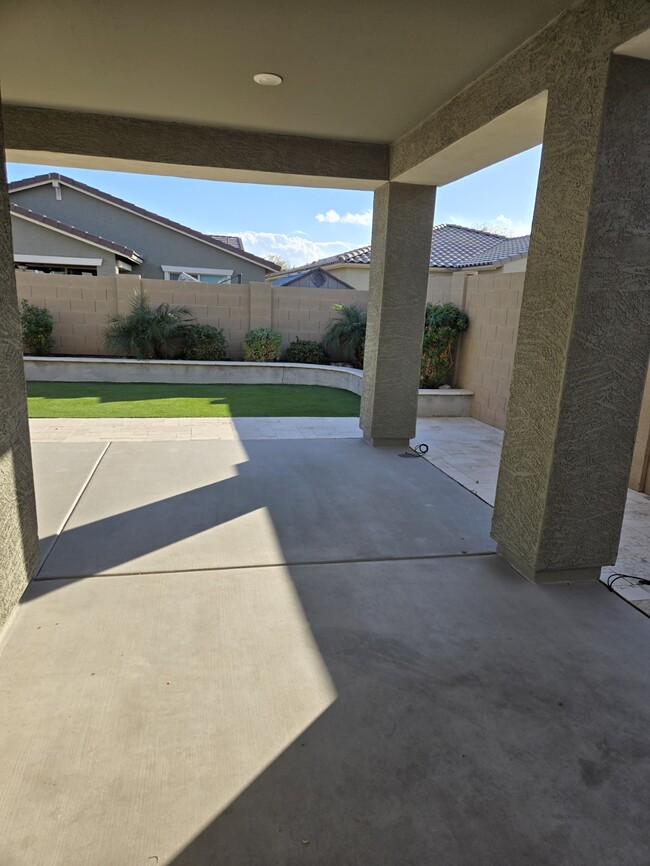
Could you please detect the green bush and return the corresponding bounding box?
[183,323,228,360]
[104,290,194,359]
[420,302,469,388]
[285,337,328,365]
[243,327,282,362]
[322,304,366,368]
[20,299,54,355]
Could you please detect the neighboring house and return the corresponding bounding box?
[270,266,354,290]
[270,224,530,291]
[8,173,278,282]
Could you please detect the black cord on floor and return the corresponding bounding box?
[605,572,650,591]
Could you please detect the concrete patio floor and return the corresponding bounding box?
[30,415,650,600]
[1,424,649,864]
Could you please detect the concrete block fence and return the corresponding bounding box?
[15,272,367,362]
[16,269,650,478]
[15,269,526,431]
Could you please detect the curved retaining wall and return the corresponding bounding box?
[23,357,473,417]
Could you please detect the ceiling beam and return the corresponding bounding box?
[2,105,390,190]
[390,0,650,184]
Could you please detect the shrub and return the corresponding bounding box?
[243,327,282,362]
[104,290,194,359]
[285,337,328,365]
[20,299,54,355]
[322,304,366,368]
[420,302,469,388]
[183,323,228,360]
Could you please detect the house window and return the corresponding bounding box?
[161,266,235,283]
[14,255,103,276]
[15,263,98,276]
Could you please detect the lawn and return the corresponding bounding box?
[27,381,361,418]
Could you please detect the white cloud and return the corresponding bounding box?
[448,213,531,237]
[315,208,373,226]
[229,230,355,266]
[315,209,340,223]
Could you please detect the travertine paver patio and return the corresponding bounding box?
[412,418,650,609]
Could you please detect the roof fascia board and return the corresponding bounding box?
[14,254,103,266]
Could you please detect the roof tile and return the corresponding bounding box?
[308,224,529,270]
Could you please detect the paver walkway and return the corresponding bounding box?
[29,415,650,609]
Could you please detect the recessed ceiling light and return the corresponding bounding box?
[253,72,283,86]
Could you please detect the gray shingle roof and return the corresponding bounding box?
[309,224,529,270]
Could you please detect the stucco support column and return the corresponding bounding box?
[0,102,40,628]
[493,55,650,584]
[360,182,436,447]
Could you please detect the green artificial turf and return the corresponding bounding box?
[27,381,361,418]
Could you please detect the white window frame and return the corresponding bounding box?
[161,265,234,282]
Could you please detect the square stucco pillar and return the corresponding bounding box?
[492,55,650,584]
[0,104,40,627]
[360,182,436,447]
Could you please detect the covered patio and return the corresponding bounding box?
[1,0,649,863]
[1,430,649,864]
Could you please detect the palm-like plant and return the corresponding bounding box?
[104,290,194,359]
[322,304,367,368]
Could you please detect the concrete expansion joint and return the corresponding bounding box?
[33,550,499,582]
[35,441,112,579]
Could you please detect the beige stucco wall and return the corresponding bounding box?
[327,266,370,291]
[501,257,527,273]
[328,265,458,300]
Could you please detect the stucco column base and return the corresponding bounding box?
[359,182,436,445]
[362,434,410,449]
[497,544,601,585]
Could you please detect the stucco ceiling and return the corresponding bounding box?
[0,0,573,143]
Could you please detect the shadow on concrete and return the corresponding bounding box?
[11,440,650,864]
[166,557,650,865]
[32,439,495,583]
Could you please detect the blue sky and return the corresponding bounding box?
[7,146,541,266]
